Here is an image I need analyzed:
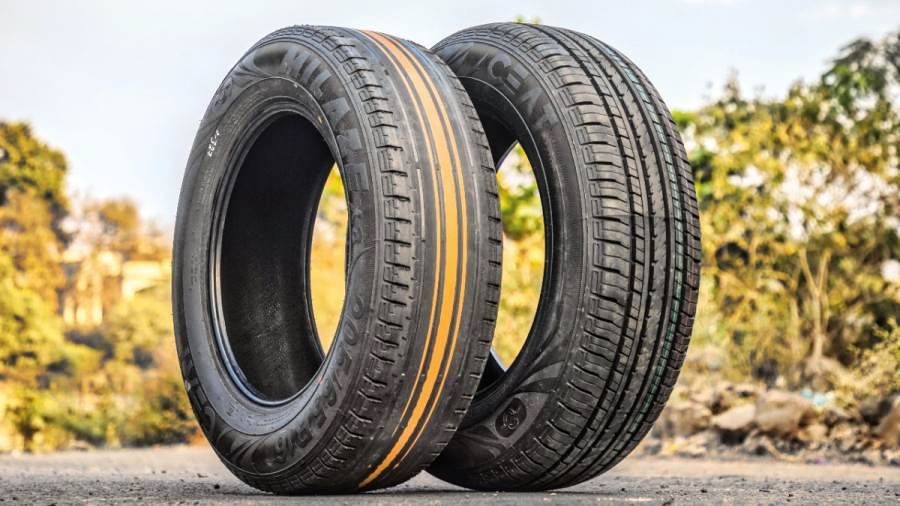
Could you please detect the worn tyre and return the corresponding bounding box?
[173,25,500,494]
[430,23,701,490]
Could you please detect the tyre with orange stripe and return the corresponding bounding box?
[173,25,500,493]
[429,23,701,490]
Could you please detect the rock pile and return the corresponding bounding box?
[645,382,900,466]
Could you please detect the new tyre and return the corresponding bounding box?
[173,25,500,493]
[430,23,701,490]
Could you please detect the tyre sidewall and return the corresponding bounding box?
[173,39,380,477]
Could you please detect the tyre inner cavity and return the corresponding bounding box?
[216,113,334,403]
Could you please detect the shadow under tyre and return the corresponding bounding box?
[173,25,500,493]
[430,23,701,490]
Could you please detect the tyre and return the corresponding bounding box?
[430,23,701,490]
[173,25,500,494]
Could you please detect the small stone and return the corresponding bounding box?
[822,405,853,427]
[831,422,863,452]
[876,397,900,446]
[862,449,884,466]
[754,390,817,436]
[744,433,768,454]
[860,396,894,426]
[797,423,828,446]
[658,400,712,437]
[713,404,756,435]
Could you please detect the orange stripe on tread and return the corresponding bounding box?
[363,32,442,441]
[386,38,469,471]
[358,31,467,488]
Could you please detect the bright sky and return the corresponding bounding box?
[1,0,898,224]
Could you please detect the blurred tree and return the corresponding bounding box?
[0,123,74,450]
[99,285,171,369]
[308,166,347,350]
[492,146,544,364]
[0,122,69,232]
[0,253,66,383]
[513,15,542,24]
[86,197,168,261]
[497,146,544,240]
[0,122,191,450]
[95,199,141,258]
[5,387,53,452]
[0,191,67,306]
[680,31,900,390]
[121,372,197,446]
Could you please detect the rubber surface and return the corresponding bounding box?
[173,25,500,494]
[429,23,701,491]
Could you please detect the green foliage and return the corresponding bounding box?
[0,122,68,227]
[836,319,900,403]
[0,123,78,451]
[0,190,67,304]
[121,372,196,446]
[317,165,347,227]
[513,15,542,25]
[491,145,545,364]
[54,395,121,447]
[498,145,544,240]
[0,253,67,383]
[0,123,196,450]
[5,387,53,451]
[494,231,543,365]
[95,199,142,259]
[100,286,172,369]
[680,31,900,388]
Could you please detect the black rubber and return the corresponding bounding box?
[173,25,501,494]
[429,23,701,491]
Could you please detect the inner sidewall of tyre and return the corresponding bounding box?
[480,135,548,388]
[462,78,562,421]
[210,108,339,406]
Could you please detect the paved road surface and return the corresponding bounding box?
[0,446,897,504]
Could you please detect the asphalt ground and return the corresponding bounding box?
[1,446,898,504]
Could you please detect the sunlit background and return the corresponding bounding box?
[0,1,897,462]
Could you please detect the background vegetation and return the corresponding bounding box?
[0,29,896,452]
